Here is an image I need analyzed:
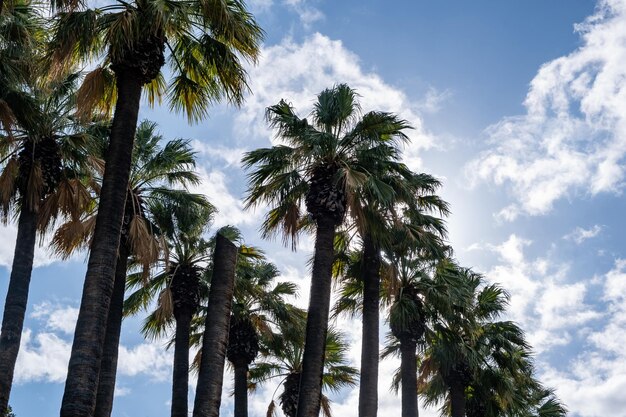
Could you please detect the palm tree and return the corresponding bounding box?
[462,343,567,417]
[418,264,528,417]
[243,83,412,417]
[335,171,449,417]
[379,257,462,417]
[226,257,299,417]
[192,230,239,417]
[250,320,358,417]
[52,120,209,417]
[139,199,215,417]
[0,0,40,132]
[0,71,97,416]
[49,2,263,413]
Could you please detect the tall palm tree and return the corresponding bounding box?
[243,83,411,417]
[192,230,239,417]
[226,257,299,417]
[250,320,358,417]
[52,120,209,417]
[138,199,214,417]
[379,257,463,417]
[335,171,449,417]
[50,2,263,413]
[0,71,97,416]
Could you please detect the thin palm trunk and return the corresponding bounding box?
[233,364,248,417]
[296,217,336,417]
[400,339,418,417]
[192,234,237,417]
[94,242,130,417]
[449,379,465,417]
[0,206,37,416]
[61,71,143,417]
[171,310,192,417]
[359,233,380,417]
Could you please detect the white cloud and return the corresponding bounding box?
[117,341,172,381]
[416,87,453,114]
[190,167,260,228]
[190,140,246,168]
[238,33,436,171]
[564,224,604,244]
[31,302,79,335]
[468,0,626,217]
[14,302,173,384]
[0,224,61,270]
[476,235,601,353]
[14,329,71,384]
[540,258,626,417]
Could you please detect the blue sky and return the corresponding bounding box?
[4,0,626,416]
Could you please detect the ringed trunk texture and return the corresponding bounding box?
[0,207,38,415]
[60,71,143,417]
[171,311,192,417]
[449,379,466,417]
[296,217,337,417]
[93,242,130,417]
[233,364,249,417]
[359,233,381,417]
[400,339,418,417]
[192,234,238,417]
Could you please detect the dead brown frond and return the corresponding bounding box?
[283,202,300,251]
[0,100,17,134]
[155,287,173,322]
[76,67,117,120]
[128,214,160,267]
[320,395,333,417]
[37,192,58,232]
[51,217,89,258]
[266,400,277,417]
[0,157,18,209]
[25,161,43,212]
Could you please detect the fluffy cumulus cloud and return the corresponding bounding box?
[471,235,601,353]
[237,33,437,171]
[189,167,260,228]
[13,303,173,385]
[541,259,626,417]
[468,0,626,218]
[31,302,79,335]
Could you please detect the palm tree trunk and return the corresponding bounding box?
[0,206,37,416]
[449,379,465,417]
[192,233,238,417]
[93,242,130,417]
[400,339,418,417]
[171,310,192,417]
[60,71,143,417]
[359,233,380,417]
[296,217,337,417]
[233,364,248,417]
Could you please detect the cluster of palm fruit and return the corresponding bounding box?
[305,164,347,223]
